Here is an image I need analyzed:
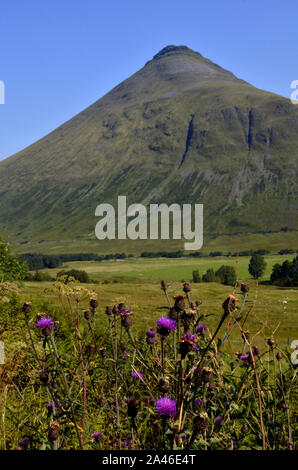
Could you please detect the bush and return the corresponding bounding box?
[215,265,236,285]
[192,270,201,283]
[57,269,90,283]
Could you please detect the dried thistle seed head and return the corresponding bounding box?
[126,398,139,418]
[121,315,132,328]
[190,301,197,310]
[252,345,260,356]
[180,310,196,330]
[157,377,171,393]
[241,330,250,342]
[241,283,250,293]
[193,412,209,431]
[105,306,112,316]
[90,296,98,309]
[183,282,191,293]
[201,367,214,383]
[84,309,91,320]
[48,421,59,441]
[267,337,275,347]
[168,307,178,322]
[112,304,119,315]
[174,295,185,312]
[22,302,32,315]
[222,294,238,315]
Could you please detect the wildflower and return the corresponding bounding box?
[83,310,91,320]
[147,396,153,402]
[119,307,133,328]
[39,369,49,384]
[156,317,177,337]
[174,295,185,312]
[157,377,171,393]
[276,351,282,361]
[155,397,177,417]
[19,437,29,449]
[146,329,157,345]
[195,398,201,406]
[193,412,209,431]
[216,416,222,423]
[201,366,214,383]
[222,294,238,315]
[91,432,103,442]
[47,402,60,412]
[127,398,139,418]
[183,282,191,293]
[241,283,249,293]
[196,324,207,335]
[36,316,54,336]
[90,296,98,309]
[48,421,59,441]
[131,371,143,380]
[179,332,199,358]
[122,438,131,448]
[22,302,32,315]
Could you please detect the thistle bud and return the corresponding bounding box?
[241,283,249,293]
[127,398,139,419]
[105,306,112,316]
[22,302,32,315]
[183,282,191,293]
[161,280,167,290]
[84,310,91,320]
[174,295,185,312]
[267,337,275,347]
[90,296,98,309]
[276,351,282,361]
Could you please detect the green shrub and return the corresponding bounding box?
[215,265,236,285]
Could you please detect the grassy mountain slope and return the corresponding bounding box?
[0,45,297,252]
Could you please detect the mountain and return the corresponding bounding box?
[0,45,297,252]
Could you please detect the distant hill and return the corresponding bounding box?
[0,45,297,253]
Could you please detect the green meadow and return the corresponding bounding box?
[20,254,298,350]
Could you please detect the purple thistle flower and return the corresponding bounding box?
[184,332,198,342]
[156,317,177,331]
[131,371,143,380]
[195,398,201,405]
[240,354,250,361]
[36,317,54,330]
[147,396,153,402]
[47,402,60,411]
[91,432,103,441]
[146,329,156,338]
[216,416,222,423]
[155,397,177,417]
[122,438,131,447]
[196,324,207,333]
[19,437,29,448]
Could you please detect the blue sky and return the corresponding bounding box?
[0,0,297,161]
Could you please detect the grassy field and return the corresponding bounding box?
[20,254,298,350]
[34,254,295,283]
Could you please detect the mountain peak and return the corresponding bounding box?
[152,45,201,60]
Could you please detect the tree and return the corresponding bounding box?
[192,270,201,283]
[215,265,236,285]
[0,237,28,281]
[248,254,267,279]
[270,256,298,286]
